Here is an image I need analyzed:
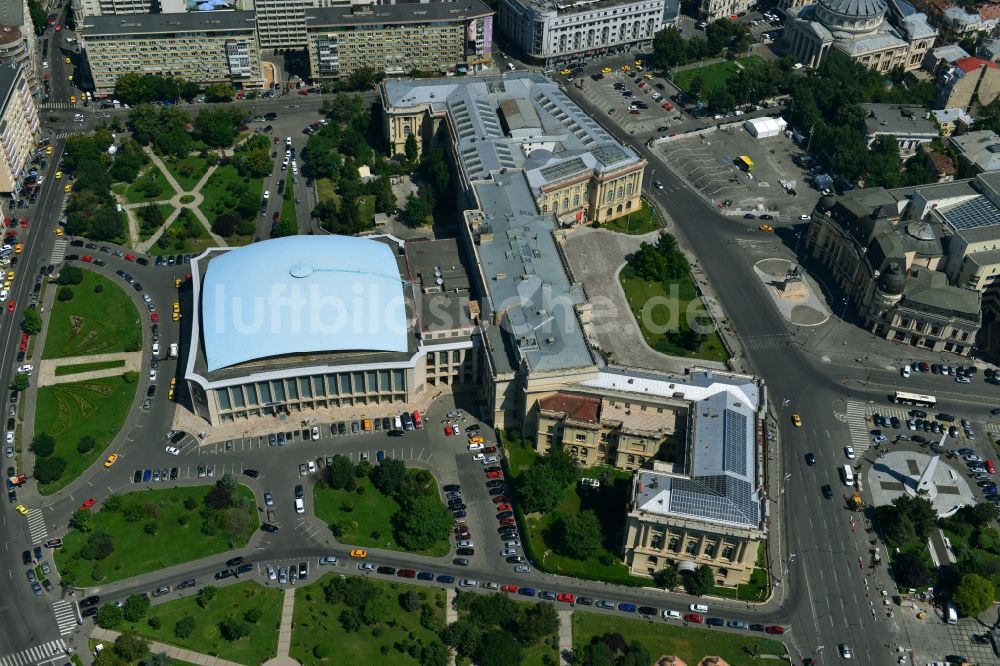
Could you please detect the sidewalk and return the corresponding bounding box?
[262,588,300,666]
[91,627,245,666]
[558,609,573,665]
[35,351,142,387]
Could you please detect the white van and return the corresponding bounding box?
[689,603,709,613]
[294,498,304,514]
[946,603,958,624]
[393,415,402,430]
[841,465,855,486]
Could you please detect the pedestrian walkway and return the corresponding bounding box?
[36,351,142,387]
[51,600,79,636]
[0,639,67,666]
[26,507,49,544]
[49,238,68,264]
[739,332,793,352]
[558,610,573,665]
[844,400,874,456]
[260,588,298,666]
[91,628,245,666]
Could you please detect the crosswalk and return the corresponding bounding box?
[51,600,79,636]
[844,400,873,456]
[49,132,73,140]
[49,238,67,264]
[0,639,67,666]
[739,333,793,351]
[26,508,48,544]
[39,103,77,110]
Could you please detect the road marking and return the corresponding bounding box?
[26,508,48,544]
[844,400,873,455]
[0,639,67,665]
[51,600,78,636]
[738,332,792,350]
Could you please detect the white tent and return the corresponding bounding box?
[744,116,788,139]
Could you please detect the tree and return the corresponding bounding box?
[57,266,84,285]
[31,432,55,457]
[195,108,242,148]
[405,133,419,162]
[394,494,453,551]
[77,435,96,454]
[442,618,483,657]
[219,617,250,641]
[56,286,74,303]
[71,508,96,533]
[205,475,236,509]
[516,464,565,514]
[96,603,124,629]
[517,601,560,645]
[323,93,364,123]
[403,190,433,226]
[893,552,930,588]
[28,0,46,35]
[326,455,355,490]
[11,372,29,391]
[34,457,67,484]
[583,640,616,666]
[401,590,422,612]
[421,639,450,666]
[685,564,715,596]
[20,308,41,335]
[204,83,235,102]
[362,592,391,625]
[474,630,522,666]
[372,458,406,494]
[952,573,994,618]
[554,510,602,559]
[174,615,196,639]
[652,27,687,69]
[113,630,149,662]
[339,607,363,632]
[653,567,681,590]
[122,593,150,622]
[196,585,217,608]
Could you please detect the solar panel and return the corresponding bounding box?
[942,195,1000,231]
[592,144,628,167]
[539,157,587,183]
[722,409,748,476]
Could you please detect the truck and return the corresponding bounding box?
[168,343,178,359]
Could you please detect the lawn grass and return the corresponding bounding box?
[279,187,298,233]
[358,195,375,226]
[124,167,175,205]
[53,359,126,376]
[604,201,662,235]
[198,163,263,226]
[619,268,729,362]
[673,55,764,98]
[708,542,770,602]
[502,431,651,587]
[120,581,281,664]
[455,597,559,666]
[138,203,177,242]
[42,269,142,359]
[573,612,786,664]
[54,485,257,585]
[289,574,447,665]
[313,471,450,557]
[148,211,215,256]
[315,178,339,204]
[163,154,210,191]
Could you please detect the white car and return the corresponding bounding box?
[514,564,530,573]
[263,190,270,200]
[501,548,518,557]
[839,644,852,659]
[266,564,276,580]
[149,370,157,381]
[662,609,681,620]
[452,424,461,436]
[16,365,32,375]
[467,442,484,451]
[482,455,499,464]
[689,603,709,613]
[319,556,338,565]
[456,540,474,548]
[5,431,13,445]
[164,446,180,455]
[311,426,320,440]
[142,293,152,303]
[307,460,316,473]
[472,453,485,461]
[0,289,8,302]
[844,446,855,459]
[873,435,887,444]
[901,365,910,378]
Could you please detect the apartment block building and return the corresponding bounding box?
[699,0,754,22]
[497,0,668,66]
[305,1,493,80]
[80,12,263,95]
[0,65,39,195]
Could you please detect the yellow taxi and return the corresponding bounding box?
[468,435,485,445]
[350,548,367,559]
[634,59,643,66]
[64,184,71,193]
[644,72,653,79]
[363,418,372,431]
[172,310,179,322]
[45,146,53,156]
[792,414,802,427]
[55,227,63,236]
[174,277,183,288]
[4,281,11,291]
[14,244,22,254]
[8,271,16,281]
[69,95,76,103]
[54,171,62,180]
[15,504,27,516]
[168,387,175,400]
[758,224,774,233]
[559,68,572,75]
[172,302,180,314]
[103,453,119,468]
[64,56,71,64]
[601,66,612,74]
[621,65,631,72]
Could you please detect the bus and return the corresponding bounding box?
[891,391,936,408]
[738,155,754,171]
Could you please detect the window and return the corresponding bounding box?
[685,539,699,555]
[216,388,231,410]
[271,381,285,402]
[722,544,736,560]
[299,378,312,398]
[258,382,272,404]
[704,541,716,557]
[650,532,664,549]
[245,383,258,405]
[575,433,586,441]
[668,536,680,552]
[427,352,436,365]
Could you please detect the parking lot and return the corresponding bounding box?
[574,68,688,135]
[657,128,821,220]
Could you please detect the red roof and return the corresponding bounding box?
[538,392,600,422]
[955,56,1000,73]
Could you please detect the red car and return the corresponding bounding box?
[81,255,93,262]
[150,312,158,322]
[556,593,575,603]
[987,460,996,474]
[499,518,516,526]
[396,569,416,578]
[124,253,135,261]
[444,425,453,436]
[18,218,27,228]
[501,584,518,593]
[662,102,673,111]
[484,446,496,454]
[492,496,507,504]
[298,89,309,96]
[486,470,503,479]
[80,498,96,509]
[19,333,28,352]
[6,301,14,313]
[765,625,785,634]
[273,137,280,144]
[684,613,703,623]
[272,212,280,222]
[496,503,512,512]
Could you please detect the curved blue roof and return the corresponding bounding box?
[200,236,408,371]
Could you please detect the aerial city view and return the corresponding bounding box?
[7,0,1000,663]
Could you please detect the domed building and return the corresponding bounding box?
[782,0,936,72]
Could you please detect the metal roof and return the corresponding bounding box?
[199,236,409,371]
